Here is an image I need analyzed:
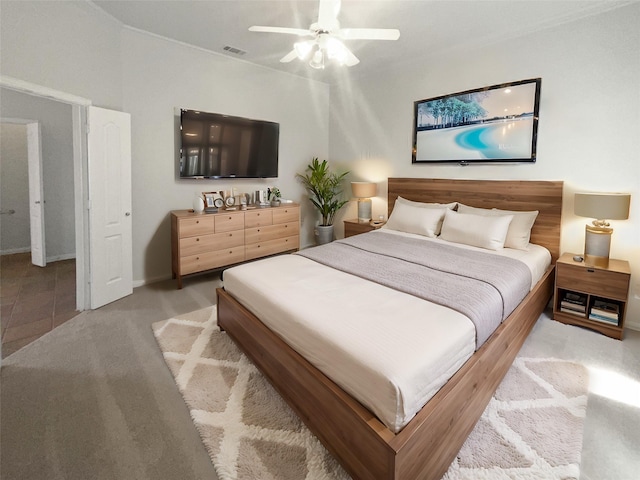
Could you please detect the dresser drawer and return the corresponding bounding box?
[273,206,300,225]
[179,230,244,257]
[245,222,299,244]
[245,235,299,261]
[178,216,215,238]
[215,212,245,233]
[245,209,273,228]
[556,263,630,300]
[181,247,245,274]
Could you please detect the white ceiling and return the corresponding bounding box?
[91,0,630,83]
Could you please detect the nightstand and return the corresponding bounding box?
[343,218,385,238]
[553,252,631,340]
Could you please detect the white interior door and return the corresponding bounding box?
[87,106,133,309]
[26,122,46,267]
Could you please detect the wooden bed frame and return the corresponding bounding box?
[217,178,563,480]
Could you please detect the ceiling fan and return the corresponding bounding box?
[249,0,400,69]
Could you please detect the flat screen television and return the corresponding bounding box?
[179,109,279,178]
[412,78,541,164]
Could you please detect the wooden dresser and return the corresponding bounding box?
[171,204,300,288]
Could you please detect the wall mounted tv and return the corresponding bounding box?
[179,109,279,179]
[412,78,541,164]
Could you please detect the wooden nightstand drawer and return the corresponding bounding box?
[553,253,631,340]
[557,263,630,300]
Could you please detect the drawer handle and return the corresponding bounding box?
[229,233,233,237]
[228,216,232,220]
[196,220,200,224]
[196,256,200,260]
[587,268,595,273]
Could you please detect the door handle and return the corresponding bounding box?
[125,212,131,216]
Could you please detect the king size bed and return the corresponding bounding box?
[217,178,563,480]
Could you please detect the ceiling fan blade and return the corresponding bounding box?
[338,28,400,41]
[343,47,360,67]
[249,26,311,36]
[317,0,341,29]
[280,50,299,63]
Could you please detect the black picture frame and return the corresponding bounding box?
[412,78,541,165]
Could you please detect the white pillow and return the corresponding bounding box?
[394,197,456,235]
[385,202,448,238]
[457,204,538,250]
[396,196,457,210]
[440,209,514,250]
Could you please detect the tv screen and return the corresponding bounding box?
[179,109,279,178]
[412,78,541,164]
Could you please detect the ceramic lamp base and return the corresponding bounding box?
[357,198,372,222]
[584,224,612,268]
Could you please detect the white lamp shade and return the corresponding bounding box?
[351,182,376,199]
[575,192,630,220]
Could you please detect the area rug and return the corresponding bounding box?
[153,306,589,480]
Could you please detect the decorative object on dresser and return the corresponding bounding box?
[192,191,205,213]
[170,204,300,288]
[343,218,384,237]
[574,192,630,268]
[351,181,377,222]
[553,252,631,340]
[268,187,281,207]
[296,157,350,245]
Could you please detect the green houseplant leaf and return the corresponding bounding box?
[296,158,349,226]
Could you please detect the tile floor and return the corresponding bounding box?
[1,252,79,358]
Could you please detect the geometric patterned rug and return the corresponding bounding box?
[152,306,588,480]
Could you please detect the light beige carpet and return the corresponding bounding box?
[153,306,588,480]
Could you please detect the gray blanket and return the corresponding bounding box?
[297,232,532,347]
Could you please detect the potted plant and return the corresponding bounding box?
[269,187,281,207]
[296,157,349,244]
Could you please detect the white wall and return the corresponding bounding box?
[0,1,123,110]
[120,29,330,284]
[0,123,30,253]
[329,4,640,329]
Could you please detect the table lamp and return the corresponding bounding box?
[351,182,377,222]
[574,192,630,268]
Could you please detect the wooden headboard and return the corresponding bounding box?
[387,178,563,262]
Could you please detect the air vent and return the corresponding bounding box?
[223,45,247,56]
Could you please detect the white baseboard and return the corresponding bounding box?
[0,250,76,263]
[0,247,31,255]
[626,320,640,332]
[47,253,76,263]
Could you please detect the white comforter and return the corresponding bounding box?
[222,232,550,432]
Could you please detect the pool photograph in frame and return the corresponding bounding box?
[412,78,541,164]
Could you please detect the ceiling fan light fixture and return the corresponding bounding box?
[294,40,313,60]
[309,49,325,69]
[325,37,348,64]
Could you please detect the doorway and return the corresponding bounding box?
[0,104,79,357]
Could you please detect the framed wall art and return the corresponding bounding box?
[412,78,541,164]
